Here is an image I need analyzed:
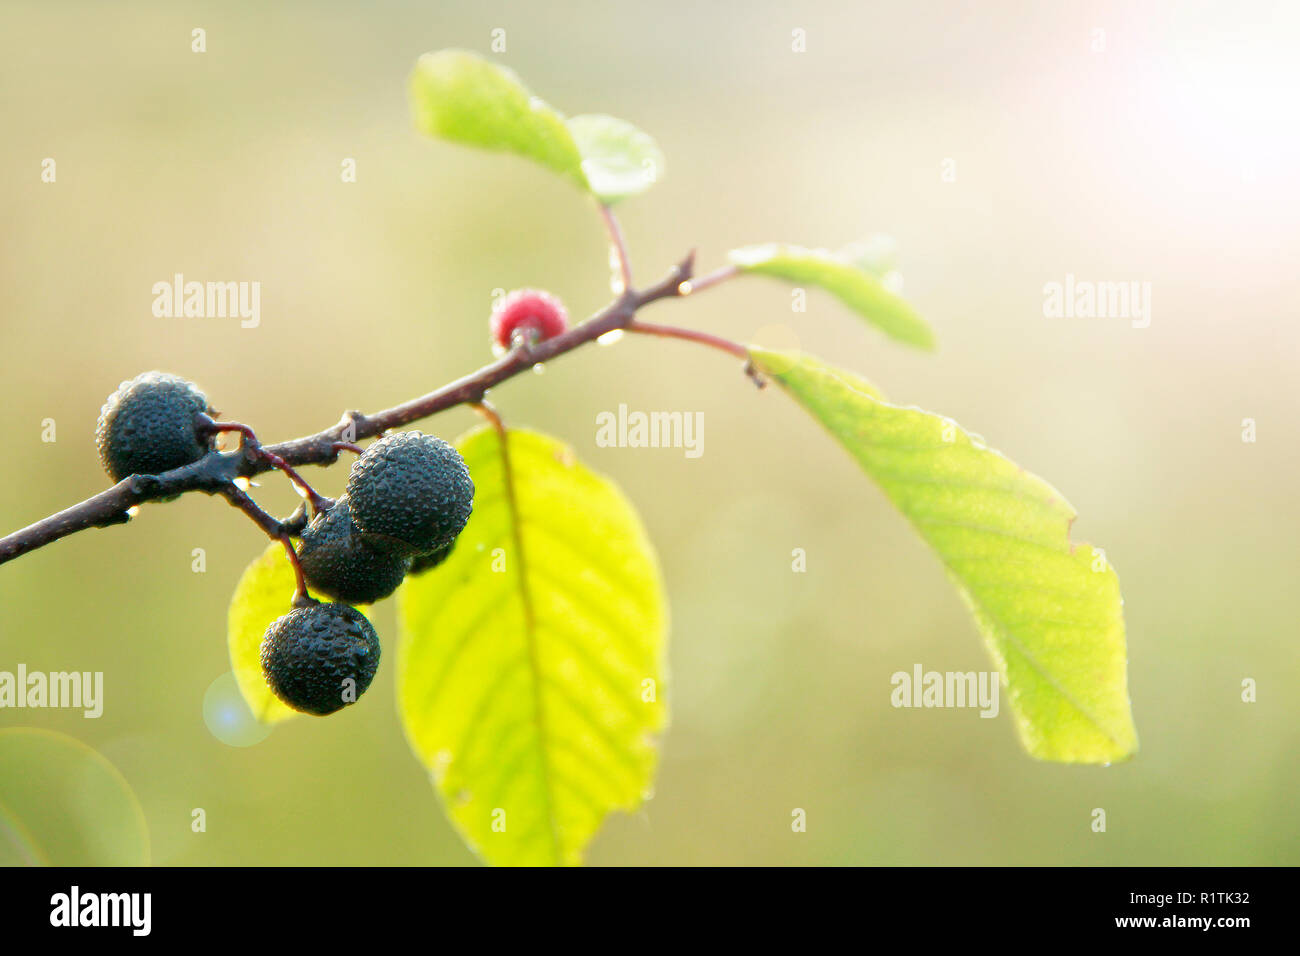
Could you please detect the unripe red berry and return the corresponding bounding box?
[490,288,568,349]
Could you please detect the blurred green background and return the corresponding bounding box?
[1,0,1297,865]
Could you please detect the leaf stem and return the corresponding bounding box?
[625,320,749,360]
[597,202,633,293]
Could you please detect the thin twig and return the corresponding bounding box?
[0,250,698,565]
[202,417,331,514]
[680,264,738,296]
[218,483,312,600]
[626,320,749,359]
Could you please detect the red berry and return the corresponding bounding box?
[490,289,568,349]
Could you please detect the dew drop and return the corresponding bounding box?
[532,363,545,375]
[597,329,624,346]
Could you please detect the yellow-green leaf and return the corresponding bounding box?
[730,243,936,350]
[410,50,588,190]
[750,347,1137,764]
[567,113,664,203]
[409,50,664,203]
[397,427,667,866]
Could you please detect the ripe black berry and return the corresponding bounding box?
[260,602,380,716]
[95,371,213,481]
[296,498,411,605]
[345,432,473,555]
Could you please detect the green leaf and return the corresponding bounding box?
[397,427,667,866]
[410,50,587,190]
[410,51,663,203]
[730,243,936,350]
[567,114,665,203]
[227,542,379,725]
[749,348,1137,764]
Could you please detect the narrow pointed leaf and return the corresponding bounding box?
[749,347,1137,764]
[730,243,936,350]
[567,113,665,203]
[397,427,667,866]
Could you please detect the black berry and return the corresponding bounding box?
[297,498,411,605]
[408,539,456,575]
[260,602,380,716]
[95,371,213,481]
[345,432,473,555]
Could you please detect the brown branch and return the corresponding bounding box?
[680,263,738,295]
[0,251,697,566]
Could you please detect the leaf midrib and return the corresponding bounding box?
[496,431,562,863]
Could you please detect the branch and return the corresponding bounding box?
[0,251,697,565]
[680,264,738,295]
